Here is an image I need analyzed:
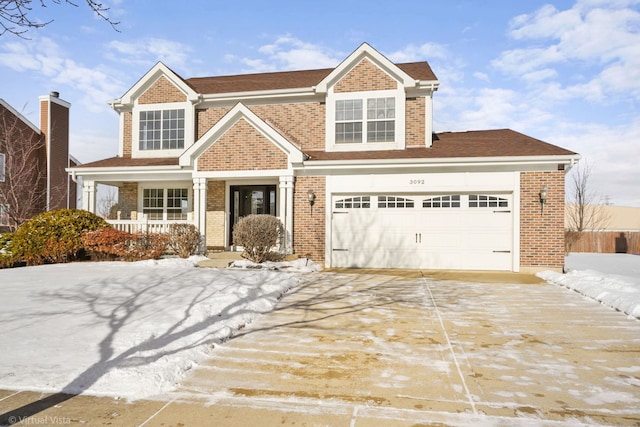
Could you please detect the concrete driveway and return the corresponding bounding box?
[1,271,639,426]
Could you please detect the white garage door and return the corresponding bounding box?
[331,194,513,270]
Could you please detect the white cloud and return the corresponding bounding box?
[385,42,449,63]
[240,36,342,72]
[106,38,193,73]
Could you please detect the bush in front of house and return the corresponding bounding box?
[126,232,169,261]
[11,209,108,265]
[81,227,133,261]
[167,223,202,258]
[232,214,283,263]
[0,233,16,269]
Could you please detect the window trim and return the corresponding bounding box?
[132,102,193,158]
[138,183,192,221]
[326,89,405,152]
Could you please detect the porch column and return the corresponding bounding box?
[82,180,96,213]
[192,177,207,234]
[279,175,294,253]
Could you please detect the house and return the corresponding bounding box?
[0,93,78,232]
[68,43,579,272]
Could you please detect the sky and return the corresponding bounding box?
[0,0,639,206]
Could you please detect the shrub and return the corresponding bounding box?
[232,214,283,263]
[12,209,108,265]
[81,227,133,261]
[126,232,169,261]
[0,233,16,269]
[167,223,202,258]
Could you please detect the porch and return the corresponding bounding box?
[107,212,194,235]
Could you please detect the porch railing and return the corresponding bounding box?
[107,215,193,234]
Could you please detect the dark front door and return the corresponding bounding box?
[229,185,277,245]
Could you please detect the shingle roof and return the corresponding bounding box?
[185,62,437,95]
[74,129,576,169]
[305,129,577,161]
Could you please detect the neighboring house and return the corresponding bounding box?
[0,93,78,232]
[68,43,579,272]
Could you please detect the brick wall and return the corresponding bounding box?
[196,107,231,139]
[405,97,425,147]
[118,182,138,219]
[292,176,326,264]
[520,170,566,270]
[205,180,226,249]
[334,58,398,92]
[123,112,132,157]
[197,118,288,171]
[138,76,187,104]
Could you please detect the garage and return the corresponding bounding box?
[331,193,514,271]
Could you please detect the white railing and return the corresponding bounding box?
[107,217,193,234]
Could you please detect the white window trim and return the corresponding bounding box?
[325,89,405,152]
[137,182,192,221]
[132,102,194,158]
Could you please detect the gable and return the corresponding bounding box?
[197,118,288,172]
[138,76,187,104]
[334,58,398,93]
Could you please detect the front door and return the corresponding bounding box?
[229,185,277,246]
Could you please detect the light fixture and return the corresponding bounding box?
[307,189,316,206]
[539,185,548,213]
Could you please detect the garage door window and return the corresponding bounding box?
[423,195,461,208]
[335,196,370,209]
[378,196,414,208]
[469,195,508,208]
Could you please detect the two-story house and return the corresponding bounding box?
[0,93,78,232]
[68,43,579,272]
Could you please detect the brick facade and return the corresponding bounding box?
[139,76,187,104]
[123,112,132,157]
[197,118,288,171]
[405,97,425,147]
[520,171,566,270]
[334,58,398,92]
[292,176,326,263]
[206,180,226,249]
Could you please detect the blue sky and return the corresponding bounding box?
[1,0,639,206]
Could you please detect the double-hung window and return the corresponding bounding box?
[335,97,395,144]
[142,187,189,220]
[139,109,185,151]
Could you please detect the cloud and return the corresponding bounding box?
[106,38,193,73]
[492,1,640,101]
[239,36,342,72]
[385,42,449,63]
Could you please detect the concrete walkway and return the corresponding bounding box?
[1,271,639,426]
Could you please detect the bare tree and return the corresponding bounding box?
[565,161,611,252]
[0,0,120,37]
[97,184,119,219]
[0,109,47,231]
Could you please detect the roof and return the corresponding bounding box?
[74,129,576,169]
[304,129,577,161]
[185,62,437,95]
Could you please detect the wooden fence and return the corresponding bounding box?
[566,231,640,254]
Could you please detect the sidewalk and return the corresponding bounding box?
[1,271,639,426]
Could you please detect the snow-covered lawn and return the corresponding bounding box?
[538,253,640,319]
[0,257,317,400]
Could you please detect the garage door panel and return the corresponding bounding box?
[331,194,514,271]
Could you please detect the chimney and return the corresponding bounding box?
[39,92,72,211]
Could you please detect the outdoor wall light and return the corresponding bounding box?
[307,189,316,206]
[539,185,548,213]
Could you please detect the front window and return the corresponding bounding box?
[0,204,9,227]
[143,188,189,220]
[139,109,185,150]
[0,153,5,182]
[335,97,395,144]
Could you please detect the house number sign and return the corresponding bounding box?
[409,179,425,185]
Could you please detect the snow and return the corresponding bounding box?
[538,253,640,319]
[0,256,319,400]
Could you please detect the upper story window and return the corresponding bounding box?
[335,97,395,144]
[326,89,405,152]
[139,109,185,151]
[0,153,5,182]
